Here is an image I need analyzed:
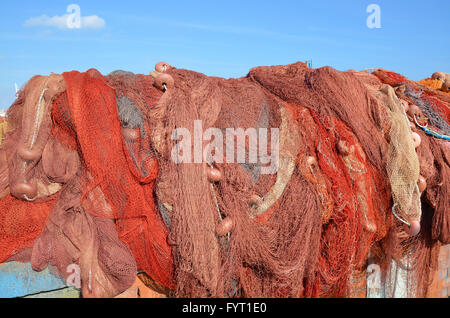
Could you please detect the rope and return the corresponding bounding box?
[31,88,48,149]
[23,194,37,202]
[391,204,410,227]
[21,85,48,202]
[414,115,450,141]
[22,86,48,176]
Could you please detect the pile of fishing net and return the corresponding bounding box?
[0,62,448,298]
[419,79,446,92]
[424,72,450,93]
[0,71,172,297]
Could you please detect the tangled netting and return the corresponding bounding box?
[404,85,450,136]
[373,69,449,244]
[0,62,448,298]
[370,69,449,297]
[379,85,421,226]
[0,71,172,297]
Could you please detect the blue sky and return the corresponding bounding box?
[0,0,449,109]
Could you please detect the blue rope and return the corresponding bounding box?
[414,116,450,141]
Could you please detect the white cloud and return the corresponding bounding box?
[24,14,105,30]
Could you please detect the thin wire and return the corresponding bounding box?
[23,194,37,202]
[391,204,410,227]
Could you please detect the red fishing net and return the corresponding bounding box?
[57,70,174,291]
[0,70,174,297]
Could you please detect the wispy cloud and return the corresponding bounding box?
[149,18,391,50]
[24,14,105,30]
[120,14,345,46]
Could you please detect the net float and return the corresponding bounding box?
[411,132,421,148]
[216,217,234,236]
[442,79,450,92]
[417,175,427,193]
[87,69,103,78]
[407,104,421,118]
[17,146,42,161]
[306,156,317,170]
[207,167,222,183]
[401,100,409,113]
[407,105,428,126]
[11,182,38,201]
[395,84,406,94]
[44,77,66,102]
[249,194,263,207]
[432,71,446,81]
[405,220,421,236]
[155,62,171,73]
[154,73,174,92]
[337,140,354,156]
[122,128,140,141]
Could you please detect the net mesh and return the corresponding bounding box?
[381,84,422,224]
[0,63,448,298]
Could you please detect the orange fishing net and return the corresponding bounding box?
[419,78,444,91]
[0,195,55,261]
[58,70,174,290]
[0,70,174,297]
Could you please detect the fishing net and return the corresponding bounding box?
[371,69,449,296]
[52,69,173,293]
[374,70,450,125]
[419,78,444,92]
[374,69,450,245]
[147,69,323,297]
[0,70,174,297]
[0,62,448,298]
[0,76,61,264]
[248,63,394,297]
[404,85,450,135]
[380,84,421,225]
